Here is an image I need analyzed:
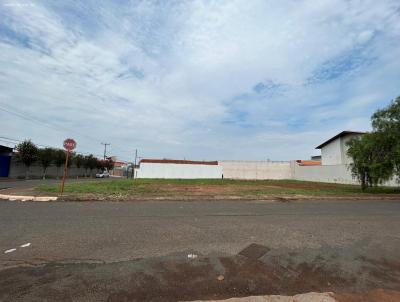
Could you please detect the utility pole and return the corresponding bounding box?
[101,143,110,160]
[132,149,138,179]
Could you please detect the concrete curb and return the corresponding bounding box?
[187,292,337,302]
[0,194,58,202]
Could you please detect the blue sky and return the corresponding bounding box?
[0,0,399,161]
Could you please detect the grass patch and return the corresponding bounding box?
[40,179,164,195]
[38,178,400,198]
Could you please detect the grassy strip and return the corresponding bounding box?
[38,178,400,196]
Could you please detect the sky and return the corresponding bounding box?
[0,0,399,162]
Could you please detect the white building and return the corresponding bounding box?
[136,159,223,179]
[316,131,365,165]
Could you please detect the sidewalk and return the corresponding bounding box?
[188,292,337,302]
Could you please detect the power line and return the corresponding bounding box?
[0,105,101,143]
[0,134,102,159]
[0,134,133,162]
[0,103,136,158]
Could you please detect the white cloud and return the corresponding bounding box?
[0,0,399,161]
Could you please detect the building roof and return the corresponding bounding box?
[315,131,366,149]
[296,160,321,166]
[140,159,219,166]
[113,161,128,167]
[0,144,13,154]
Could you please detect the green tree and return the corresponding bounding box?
[74,154,85,178]
[67,152,74,168]
[53,149,66,179]
[96,159,103,171]
[98,158,114,171]
[16,140,38,179]
[106,158,115,171]
[371,96,400,134]
[394,144,400,182]
[83,155,97,177]
[38,147,55,179]
[347,96,400,189]
[89,156,99,177]
[371,96,400,181]
[83,155,91,177]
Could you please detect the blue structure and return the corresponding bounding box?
[0,145,13,177]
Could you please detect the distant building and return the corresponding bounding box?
[296,160,321,166]
[316,131,365,165]
[136,159,223,179]
[107,157,131,177]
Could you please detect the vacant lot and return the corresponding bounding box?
[38,179,400,201]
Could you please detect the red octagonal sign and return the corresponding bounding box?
[63,138,77,151]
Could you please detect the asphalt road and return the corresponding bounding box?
[1,199,399,266]
[0,199,400,301]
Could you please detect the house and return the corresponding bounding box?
[136,159,223,179]
[316,131,365,165]
[107,157,131,177]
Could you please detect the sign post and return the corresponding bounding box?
[61,138,77,194]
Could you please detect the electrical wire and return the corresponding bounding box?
[0,103,137,160]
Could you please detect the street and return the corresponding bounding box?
[0,199,400,301]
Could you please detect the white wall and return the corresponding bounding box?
[293,162,357,184]
[136,163,223,179]
[219,161,292,180]
[293,161,398,186]
[321,139,342,165]
[321,134,363,165]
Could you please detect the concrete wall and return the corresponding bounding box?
[293,162,357,184]
[8,158,95,179]
[219,161,292,180]
[136,163,223,179]
[293,161,398,186]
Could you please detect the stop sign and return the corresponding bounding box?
[63,138,77,151]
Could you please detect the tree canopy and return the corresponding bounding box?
[13,140,108,178]
[16,140,38,168]
[347,96,400,190]
[38,147,55,179]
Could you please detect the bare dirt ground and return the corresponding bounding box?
[1,245,399,301]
